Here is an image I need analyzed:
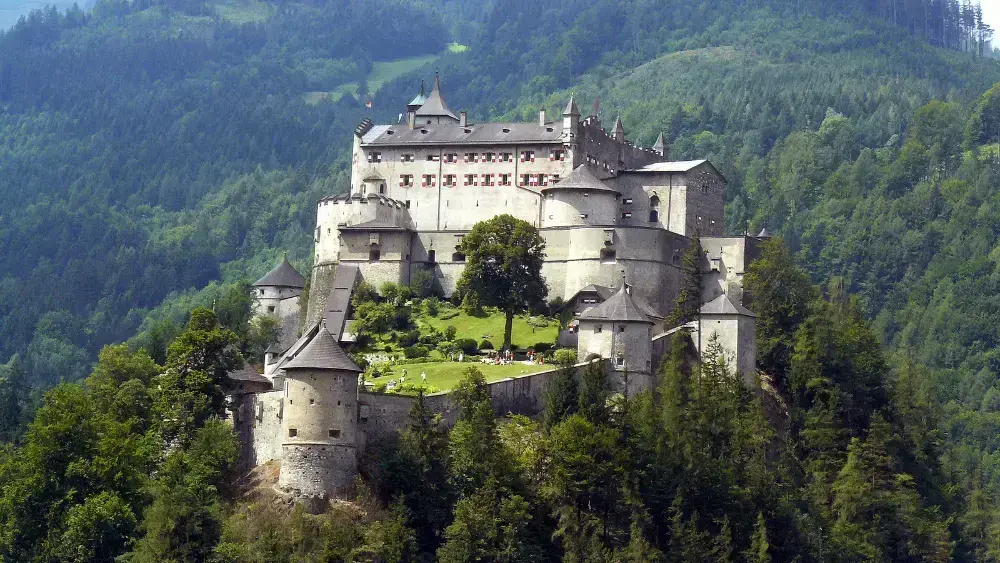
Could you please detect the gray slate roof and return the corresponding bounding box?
[700,294,756,317]
[323,264,360,339]
[541,164,619,194]
[338,219,411,232]
[284,326,361,371]
[578,284,654,324]
[575,284,615,301]
[407,80,427,108]
[627,159,707,173]
[414,74,458,120]
[757,227,771,238]
[563,95,580,116]
[653,133,666,153]
[253,256,306,288]
[228,366,270,384]
[361,121,564,146]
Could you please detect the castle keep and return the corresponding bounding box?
[231,76,765,506]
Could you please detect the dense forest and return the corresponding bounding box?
[4,0,1000,559]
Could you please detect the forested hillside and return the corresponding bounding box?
[5,0,1000,558]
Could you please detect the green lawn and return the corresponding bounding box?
[212,0,274,24]
[415,307,558,350]
[367,360,550,395]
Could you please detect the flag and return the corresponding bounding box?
[365,99,372,109]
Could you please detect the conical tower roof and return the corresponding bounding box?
[563,95,580,116]
[253,255,306,288]
[613,115,625,137]
[699,293,756,318]
[541,164,619,195]
[414,73,458,120]
[284,326,361,371]
[407,79,427,108]
[757,227,771,238]
[578,284,653,324]
[653,132,667,155]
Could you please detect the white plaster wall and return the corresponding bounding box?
[695,315,757,385]
[541,190,618,228]
[251,390,284,465]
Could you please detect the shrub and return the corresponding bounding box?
[445,325,457,340]
[403,345,429,359]
[351,281,380,308]
[553,349,578,366]
[438,309,460,320]
[479,339,494,350]
[410,269,436,298]
[418,329,442,346]
[424,296,440,317]
[454,338,478,355]
[532,342,553,353]
[527,317,549,328]
[398,329,420,347]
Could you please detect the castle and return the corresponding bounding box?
[229,75,766,508]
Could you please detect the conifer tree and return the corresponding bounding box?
[543,361,579,430]
[666,233,703,328]
[578,360,610,425]
[745,512,771,563]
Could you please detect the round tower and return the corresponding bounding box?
[278,326,362,507]
[252,255,306,317]
[541,164,620,228]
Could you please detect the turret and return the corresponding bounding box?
[413,72,459,124]
[278,325,362,509]
[252,256,306,345]
[612,115,625,141]
[562,96,581,168]
[653,132,668,159]
[541,164,619,228]
[576,282,655,392]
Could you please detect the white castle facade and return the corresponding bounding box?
[230,76,766,508]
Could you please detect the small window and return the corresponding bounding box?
[623,198,633,204]
[379,183,386,194]
[422,174,435,188]
[520,150,535,162]
[369,248,381,262]
[367,151,382,163]
[427,154,440,162]
[428,250,436,263]
[444,153,458,163]
[288,428,297,437]
[619,325,626,333]
[500,174,511,186]
[464,152,477,163]
[309,398,314,405]
[482,174,494,186]
[267,306,275,313]
[551,174,560,183]
[501,153,513,162]
[329,429,341,438]
[650,210,659,222]
[400,153,414,162]
[405,200,411,208]
[452,252,466,262]
[580,213,589,219]
[600,248,616,263]
[615,356,625,367]
[465,174,477,186]
[399,174,413,187]
[521,173,531,185]
[595,324,603,333]
[482,152,495,162]
[550,149,565,161]
[621,212,632,219]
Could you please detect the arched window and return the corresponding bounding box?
[649,194,660,223]
[379,183,386,194]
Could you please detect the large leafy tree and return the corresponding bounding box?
[457,214,547,351]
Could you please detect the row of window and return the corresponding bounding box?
[368,149,565,164]
[401,173,562,188]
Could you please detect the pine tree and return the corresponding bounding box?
[666,233,703,328]
[543,364,579,430]
[745,512,771,563]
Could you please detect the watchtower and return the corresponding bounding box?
[278,326,362,508]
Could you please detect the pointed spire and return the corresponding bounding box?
[613,115,625,140]
[407,78,428,109]
[419,78,425,97]
[414,71,458,121]
[653,132,667,157]
[563,95,580,116]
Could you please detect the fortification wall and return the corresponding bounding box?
[578,118,663,172]
[232,390,284,475]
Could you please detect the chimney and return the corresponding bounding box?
[539,108,546,126]
[460,111,467,127]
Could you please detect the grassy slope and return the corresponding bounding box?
[414,309,559,350]
[367,360,550,395]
